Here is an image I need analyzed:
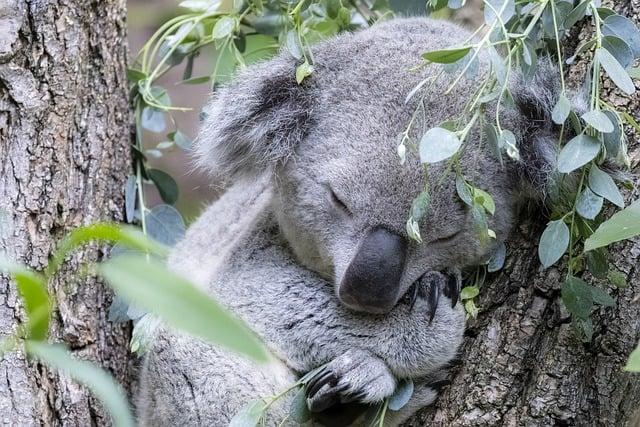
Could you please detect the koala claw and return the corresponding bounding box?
[406,269,462,323]
[305,351,396,413]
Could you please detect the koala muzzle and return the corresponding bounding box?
[339,227,407,314]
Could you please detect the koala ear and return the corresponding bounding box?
[194,54,313,183]
[509,59,563,196]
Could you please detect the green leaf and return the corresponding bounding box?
[145,204,186,247]
[564,0,590,29]
[538,220,570,268]
[602,111,623,158]
[581,110,614,133]
[179,0,221,12]
[602,14,640,57]
[601,35,634,69]
[169,130,192,150]
[556,134,601,174]
[586,249,608,279]
[410,191,430,222]
[295,61,314,84]
[460,286,479,300]
[596,48,636,95]
[561,276,593,319]
[472,187,495,215]
[25,342,135,427]
[48,223,168,276]
[126,68,147,83]
[422,47,471,64]
[576,187,603,220]
[589,285,615,307]
[464,299,479,318]
[0,260,50,340]
[419,127,462,164]
[588,165,624,208]
[99,255,269,362]
[388,378,414,411]
[584,199,640,251]
[213,16,237,40]
[607,270,628,288]
[552,94,571,124]
[141,107,166,133]
[289,387,311,423]
[124,175,136,224]
[625,344,640,372]
[456,176,473,206]
[487,241,506,272]
[406,216,422,243]
[471,204,490,247]
[148,169,179,205]
[285,30,303,60]
[229,399,265,427]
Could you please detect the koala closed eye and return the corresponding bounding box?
[326,185,352,216]
[428,229,463,245]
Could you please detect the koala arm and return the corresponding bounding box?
[167,174,272,287]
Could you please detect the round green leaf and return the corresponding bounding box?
[487,241,506,272]
[581,110,614,133]
[602,110,622,158]
[289,387,311,423]
[561,276,593,319]
[145,204,186,247]
[460,286,479,300]
[556,134,601,174]
[147,169,179,205]
[419,127,462,164]
[602,14,640,57]
[229,399,265,427]
[601,35,634,69]
[484,0,515,26]
[538,220,570,268]
[213,16,237,40]
[552,94,571,125]
[588,165,624,208]
[576,187,603,220]
[388,379,414,411]
[625,344,640,372]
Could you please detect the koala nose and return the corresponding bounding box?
[339,227,407,314]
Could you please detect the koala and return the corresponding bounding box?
[137,17,559,426]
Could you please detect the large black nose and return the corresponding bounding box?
[338,227,407,313]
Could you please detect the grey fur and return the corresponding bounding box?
[138,17,562,426]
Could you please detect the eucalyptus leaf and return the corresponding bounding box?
[487,241,506,272]
[169,130,192,150]
[141,107,166,133]
[601,35,634,69]
[410,191,430,222]
[295,61,314,84]
[419,128,462,164]
[582,110,614,133]
[147,169,179,205]
[602,110,622,158]
[596,48,636,95]
[125,176,136,224]
[538,220,570,268]
[584,199,640,251]
[576,187,603,220]
[145,204,186,247]
[456,177,473,206]
[602,14,640,57]
[388,379,414,411]
[484,0,515,26]
[625,344,640,372]
[588,165,624,208]
[289,387,311,423]
[561,276,593,319]
[26,342,135,427]
[100,255,269,362]
[460,286,479,300]
[552,94,571,124]
[285,30,303,60]
[564,0,590,29]
[556,134,601,173]
[213,16,237,40]
[586,248,608,279]
[229,399,266,427]
[422,47,471,64]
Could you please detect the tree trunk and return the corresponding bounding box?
[0,0,132,424]
[413,2,640,425]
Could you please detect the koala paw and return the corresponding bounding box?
[406,269,461,323]
[305,350,396,413]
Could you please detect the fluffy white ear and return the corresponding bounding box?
[194,54,313,184]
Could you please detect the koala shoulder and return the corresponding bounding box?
[167,175,272,286]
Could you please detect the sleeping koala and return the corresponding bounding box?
[137,17,559,426]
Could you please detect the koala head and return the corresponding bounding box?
[196,18,559,314]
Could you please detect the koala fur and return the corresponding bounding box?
[137,17,560,426]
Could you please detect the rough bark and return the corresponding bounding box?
[0,0,132,425]
[412,1,640,425]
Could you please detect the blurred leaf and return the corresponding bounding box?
[388,379,414,411]
[213,16,237,40]
[576,186,603,220]
[464,299,479,318]
[26,342,134,427]
[602,110,623,158]
[422,47,471,64]
[100,255,269,362]
[582,110,614,133]
[108,295,130,323]
[141,107,166,133]
[410,190,430,222]
[538,220,570,267]
[289,387,311,423]
[168,130,192,150]
[456,176,473,206]
[625,344,640,372]
[460,286,479,300]
[487,241,506,272]
[125,175,136,224]
[472,187,495,215]
[130,314,161,354]
[295,61,314,84]
[230,399,265,427]
[564,0,589,29]
[588,165,624,208]
[561,276,593,319]
[48,223,168,276]
[127,68,147,83]
[586,248,608,279]
[484,0,515,26]
[148,169,179,205]
[552,94,571,124]
[602,14,640,57]
[601,35,634,69]
[285,30,303,60]
[596,48,635,95]
[145,204,185,247]
[419,128,461,163]
[607,270,628,288]
[556,134,600,173]
[406,216,422,243]
[584,199,640,251]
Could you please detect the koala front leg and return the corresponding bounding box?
[305,349,397,412]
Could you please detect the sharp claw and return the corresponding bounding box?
[445,271,461,308]
[308,388,340,413]
[408,282,419,311]
[427,279,440,324]
[306,370,336,398]
[341,390,367,404]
